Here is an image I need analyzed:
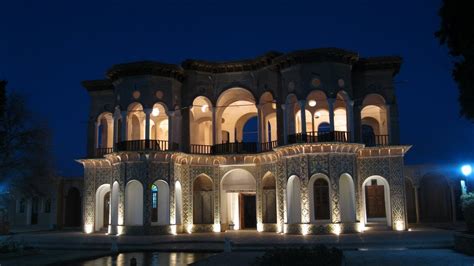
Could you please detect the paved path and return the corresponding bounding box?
[5,227,454,251]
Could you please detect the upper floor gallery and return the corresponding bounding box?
[82,48,402,158]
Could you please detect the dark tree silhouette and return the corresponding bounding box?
[436,0,474,122]
[0,80,55,199]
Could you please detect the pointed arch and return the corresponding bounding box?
[125,180,143,226]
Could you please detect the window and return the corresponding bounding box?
[19,198,26,213]
[44,198,51,213]
[151,184,158,222]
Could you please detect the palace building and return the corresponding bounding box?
[79,48,411,235]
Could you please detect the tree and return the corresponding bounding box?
[0,80,55,208]
[435,0,474,122]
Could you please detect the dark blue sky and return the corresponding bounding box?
[1,0,473,177]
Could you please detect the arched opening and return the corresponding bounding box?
[262,173,277,224]
[175,181,183,224]
[96,112,113,148]
[150,103,169,141]
[334,91,348,132]
[362,176,391,226]
[150,180,170,225]
[419,174,451,222]
[361,94,388,146]
[193,175,214,224]
[216,88,257,144]
[259,92,277,143]
[405,178,417,223]
[190,96,213,149]
[220,169,257,229]
[286,175,301,224]
[110,182,120,226]
[339,174,356,222]
[127,103,145,140]
[65,187,82,227]
[306,90,329,138]
[309,174,330,222]
[95,184,111,231]
[125,180,143,226]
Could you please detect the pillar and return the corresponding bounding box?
[181,107,190,153]
[145,108,151,141]
[257,105,263,151]
[414,185,420,223]
[113,112,120,149]
[94,121,100,149]
[299,100,307,135]
[385,104,392,144]
[121,111,127,141]
[347,100,354,142]
[281,104,288,144]
[168,111,174,150]
[328,98,335,131]
[210,107,216,145]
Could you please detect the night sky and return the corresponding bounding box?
[1,0,473,177]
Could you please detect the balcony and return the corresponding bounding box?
[362,135,389,147]
[288,131,351,144]
[116,140,178,152]
[93,147,114,158]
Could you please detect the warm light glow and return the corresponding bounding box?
[272,103,276,110]
[257,223,264,232]
[356,223,365,233]
[117,225,124,236]
[315,112,321,119]
[462,164,472,177]
[277,224,283,233]
[395,221,405,231]
[212,223,221,233]
[152,107,160,117]
[186,224,193,234]
[301,224,310,235]
[332,224,341,235]
[201,104,208,112]
[308,100,317,107]
[84,224,93,234]
[170,225,177,235]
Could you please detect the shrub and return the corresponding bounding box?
[461,193,474,233]
[253,245,343,266]
[0,236,23,253]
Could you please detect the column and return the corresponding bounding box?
[121,111,127,141]
[450,184,457,223]
[180,107,190,153]
[299,100,307,135]
[385,104,392,144]
[113,112,119,149]
[94,121,100,149]
[328,98,335,131]
[212,107,217,145]
[168,111,175,150]
[347,100,354,142]
[281,104,288,144]
[414,185,420,223]
[144,108,151,149]
[257,104,263,151]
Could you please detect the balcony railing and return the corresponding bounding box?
[94,147,114,158]
[288,131,351,144]
[190,144,213,154]
[362,135,389,147]
[213,142,258,154]
[260,140,278,152]
[116,139,177,152]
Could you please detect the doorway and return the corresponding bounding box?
[239,194,256,229]
[103,191,110,228]
[365,184,386,218]
[31,197,39,225]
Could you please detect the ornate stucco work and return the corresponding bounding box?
[79,47,409,235]
[79,144,410,235]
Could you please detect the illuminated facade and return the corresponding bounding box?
[79,48,410,235]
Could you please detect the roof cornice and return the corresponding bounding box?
[354,56,403,76]
[81,79,114,92]
[106,61,185,81]
[273,48,359,69]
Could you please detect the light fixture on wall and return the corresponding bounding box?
[308,100,317,107]
[201,104,208,112]
[152,107,160,117]
[272,103,277,110]
[315,112,321,119]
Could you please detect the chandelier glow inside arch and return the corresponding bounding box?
[308,100,317,107]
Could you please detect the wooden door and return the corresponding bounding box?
[239,194,256,229]
[366,185,386,218]
[103,192,110,228]
[314,179,330,220]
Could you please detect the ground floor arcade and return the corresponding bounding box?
[80,144,410,235]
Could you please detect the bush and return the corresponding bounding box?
[461,193,474,233]
[253,245,343,266]
[0,236,24,254]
